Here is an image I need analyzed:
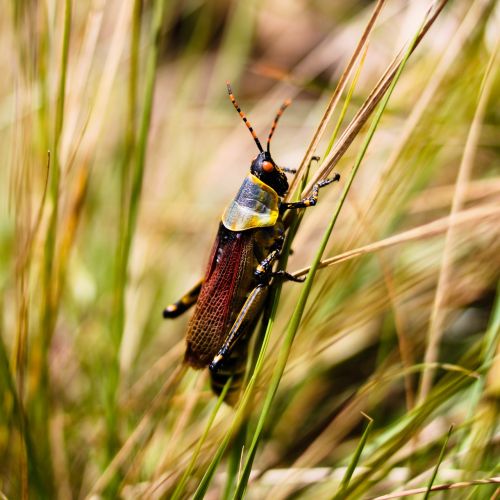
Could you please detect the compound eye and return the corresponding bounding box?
[262,161,274,172]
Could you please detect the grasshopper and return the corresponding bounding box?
[163,84,339,404]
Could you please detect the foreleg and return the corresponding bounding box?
[281,174,340,210]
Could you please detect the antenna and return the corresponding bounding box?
[227,82,264,153]
[267,99,291,154]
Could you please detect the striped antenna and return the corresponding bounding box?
[227,82,263,153]
[267,99,291,154]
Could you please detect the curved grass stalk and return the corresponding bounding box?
[291,205,500,278]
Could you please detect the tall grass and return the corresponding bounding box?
[1,1,499,499]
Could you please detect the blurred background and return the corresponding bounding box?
[1,0,499,498]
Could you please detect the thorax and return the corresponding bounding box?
[222,174,280,232]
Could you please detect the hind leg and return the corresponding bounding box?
[209,285,268,372]
[162,279,203,318]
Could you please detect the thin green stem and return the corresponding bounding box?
[323,43,369,160]
[423,425,453,500]
[42,0,71,353]
[111,0,141,374]
[333,414,374,499]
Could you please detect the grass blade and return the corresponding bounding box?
[323,42,369,160]
[33,1,72,494]
[302,0,449,195]
[333,413,374,499]
[286,0,386,199]
[423,425,453,500]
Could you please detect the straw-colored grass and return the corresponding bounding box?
[1,1,498,499]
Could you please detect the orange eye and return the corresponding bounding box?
[262,161,274,172]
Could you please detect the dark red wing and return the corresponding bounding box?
[184,225,254,368]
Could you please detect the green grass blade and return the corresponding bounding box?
[333,414,374,499]
[323,43,368,160]
[232,12,431,499]
[459,281,500,449]
[193,434,231,500]
[221,423,247,500]
[0,330,47,496]
[43,0,71,332]
[423,425,453,500]
[343,351,480,498]
[479,280,500,372]
[457,281,500,481]
[114,0,141,327]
